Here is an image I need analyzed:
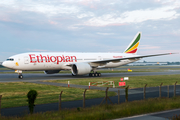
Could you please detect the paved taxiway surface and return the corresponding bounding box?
[114,108,180,120]
[0,66,179,72]
[0,70,180,82]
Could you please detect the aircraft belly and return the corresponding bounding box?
[105,62,125,68]
[104,59,139,68]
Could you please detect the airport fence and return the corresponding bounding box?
[0,82,180,115]
[58,82,180,110]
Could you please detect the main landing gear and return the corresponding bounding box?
[89,72,101,77]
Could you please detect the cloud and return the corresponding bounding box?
[82,6,180,26]
[0,0,179,29]
[139,45,161,50]
[0,0,180,62]
[0,0,80,17]
[26,49,50,52]
[139,49,180,55]
[49,21,58,25]
[171,29,180,36]
[77,12,94,18]
[97,32,115,35]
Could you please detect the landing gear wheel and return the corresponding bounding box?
[18,75,23,79]
[92,73,95,77]
[72,74,76,76]
[89,72,101,77]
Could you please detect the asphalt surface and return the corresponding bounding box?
[114,109,180,120]
[0,66,179,72]
[0,70,180,82]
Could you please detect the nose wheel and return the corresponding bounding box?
[18,74,23,79]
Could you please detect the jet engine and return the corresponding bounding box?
[71,63,92,75]
[44,70,60,74]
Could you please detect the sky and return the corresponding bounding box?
[0,0,179,62]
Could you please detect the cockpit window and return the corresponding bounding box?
[6,58,14,61]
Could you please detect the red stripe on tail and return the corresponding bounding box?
[126,48,137,53]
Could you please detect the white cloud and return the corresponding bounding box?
[97,32,114,35]
[0,0,180,61]
[27,4,79,16]
[0,0,80,17]
[77,12,94,18]
[82,6,180,26]
[0,0,179,28]
[172,29,180,36]
[139,45,161,50]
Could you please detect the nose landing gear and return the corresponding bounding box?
[15,70,23,79]
[18,74,23,79]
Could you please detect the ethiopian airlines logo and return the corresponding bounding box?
[15,62,19,66]
[29,54,77,64]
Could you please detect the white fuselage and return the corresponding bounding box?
[2,52,139,71]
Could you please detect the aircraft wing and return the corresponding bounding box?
[65,53,176,67]
[90,53,175,64]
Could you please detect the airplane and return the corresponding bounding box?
[2,32,174,79]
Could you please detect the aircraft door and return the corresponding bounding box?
[24,56,29,64]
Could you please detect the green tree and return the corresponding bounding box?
[27,90,38,114]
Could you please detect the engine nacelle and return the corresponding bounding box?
[71,63,92,75]
[44,70,60,74]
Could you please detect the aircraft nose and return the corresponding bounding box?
[2,61,7,67]
[2,61,12,69]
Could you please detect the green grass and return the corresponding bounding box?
[0,82,116,108]
[0,68,11,70]
[1,97,180,120]
[47,74,180,88]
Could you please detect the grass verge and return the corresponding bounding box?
[0,82,116,108]
[46,74,180,88]
[1,97,180,120]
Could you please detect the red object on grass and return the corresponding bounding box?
[119,82,126,86]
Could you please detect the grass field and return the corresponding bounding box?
[0,82,116,108]
[47,74,180,88]
[1,97,180,120]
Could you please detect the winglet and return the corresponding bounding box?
[124,32,141,54]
